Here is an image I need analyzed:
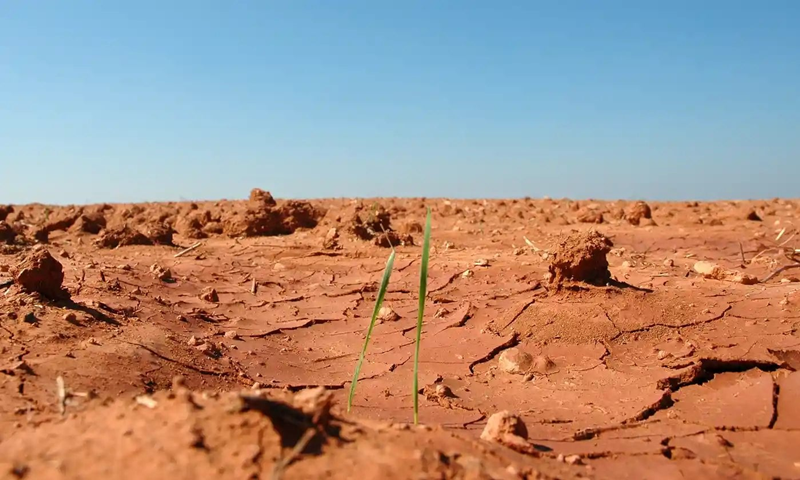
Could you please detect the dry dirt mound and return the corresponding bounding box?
[0,388,566,480]
[548,230,613,285]
[31,208,83,243]
[94,225,154,248]
[223,190,325,237]
[346,205,413,247]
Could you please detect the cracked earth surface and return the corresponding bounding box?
[1,196,799,479]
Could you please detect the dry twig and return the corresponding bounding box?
[174,241,203,258]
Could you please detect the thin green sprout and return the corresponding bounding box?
[412,208,432,424]
[346,242,396,412]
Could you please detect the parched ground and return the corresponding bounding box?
[1,195,799,479]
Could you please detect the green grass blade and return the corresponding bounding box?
[347,249,396,412]
[413,208,432,424]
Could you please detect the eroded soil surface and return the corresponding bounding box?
[1,195,799,479]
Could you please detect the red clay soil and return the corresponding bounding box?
[1,194,799,479]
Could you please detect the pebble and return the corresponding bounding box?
[693,261,723,278]
[498,347,533,375]
[63,312,77,323]
[224,330,239,340]
[377,305,400,323]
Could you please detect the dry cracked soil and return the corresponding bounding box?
[1,193,799,479]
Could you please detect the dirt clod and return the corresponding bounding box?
[150,264,172,282]
[480,411,539,455]
[532,355,557,373]
[625,201,652,225]
[0,205,13,222]
[95,226,153,248]
[143,223,175,246]
[0,222,17,244]
[322,227,340,250]
[548,230,613,285]
[745,210,762,221]
[577,209,604,224]
[349,207,392,241]
[248,188,277,207]
[498,347,533,374]
[72,212,107,234]
[13,249,70,300]
[200,287,219,303]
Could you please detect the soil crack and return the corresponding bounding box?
[468,334,519,374]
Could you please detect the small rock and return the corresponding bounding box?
[474,259,490,267]
[565,454,583,465]
[462,269,473,278]
[498,347,533,375]
[663,258,674,268]
[200,287,219,303]
[522,373,535,382]
[272,263,286,272]
[621,261,632,269]
[693,261,724,279]
[63,312,77,323]
[187,336,199,347]
[657,350,671,360]
[22,312,37,324]
[223,330,239,340]
[251,382,262,390]
[377,305,400,323]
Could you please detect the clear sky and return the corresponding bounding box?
[2,1,799,205]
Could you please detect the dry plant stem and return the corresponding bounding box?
[271,428,317,480]
[56,376,67,415]
[761,263,800,283]
[174,241,203,258]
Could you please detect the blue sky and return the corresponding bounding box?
[1,1,799,204]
